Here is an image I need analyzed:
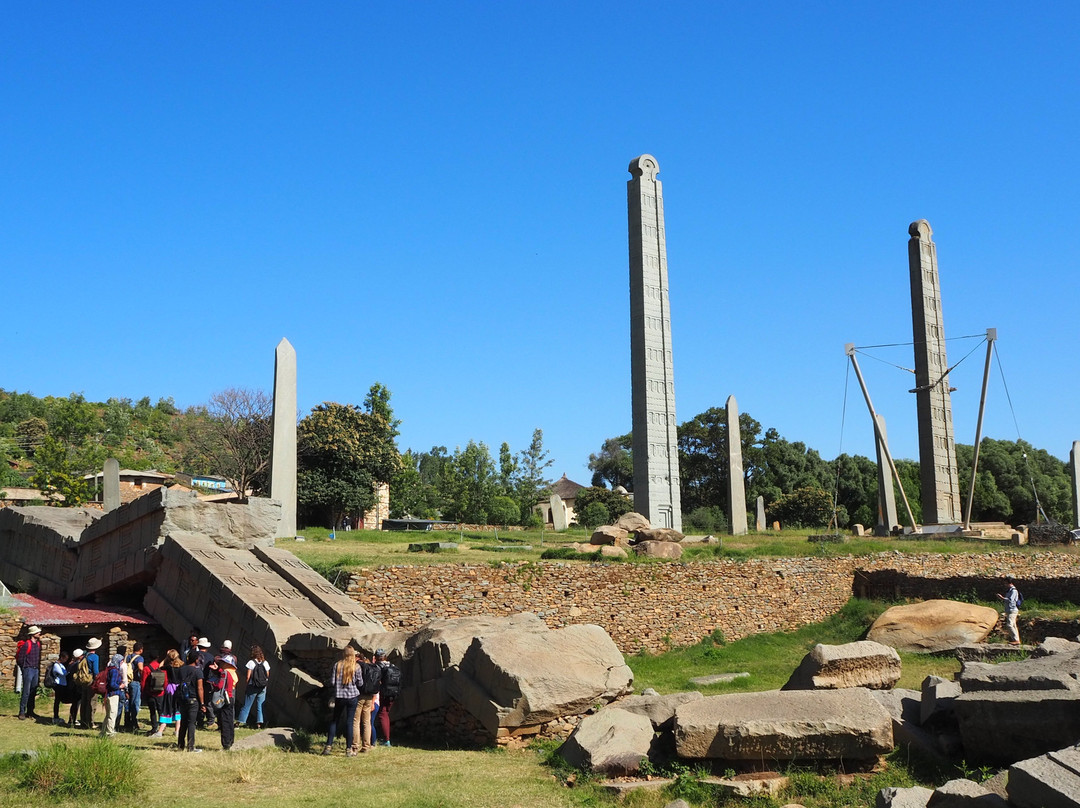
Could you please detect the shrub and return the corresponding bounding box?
[573,487,632,524]
[684,506,727,534]
[19,741,144,799]
[540,547,601,560]
[579,502,611,529]
[522,511,544,529]
[487,496,520,526]
[768,487,835,529]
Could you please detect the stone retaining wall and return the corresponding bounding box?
[346,551,1080,654]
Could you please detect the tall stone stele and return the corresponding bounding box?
[908,220,961,526]
[271,338,298,539]
[628,154,682,531]
[1071,440,1079,530]
[726,395,748,536]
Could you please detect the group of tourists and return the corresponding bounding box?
[324,647,401,756]
[14,628,272,753]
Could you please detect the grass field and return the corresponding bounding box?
[0,597,973,808]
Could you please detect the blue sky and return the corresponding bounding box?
[4,3,1078,482]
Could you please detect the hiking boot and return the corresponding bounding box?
[322,745,333,756]
[345,749,356,758]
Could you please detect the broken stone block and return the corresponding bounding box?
[557,708,654,775]
[783,641,901,691]
[673,688,893,761]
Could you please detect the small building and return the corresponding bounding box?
[83,469,174,505]
[534,474,587,526]
[0,487,61,507]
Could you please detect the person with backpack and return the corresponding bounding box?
[238,644,270,729]
[155,649,184,738]
[46,650,71,725]
[350,650,382,754]
[142,652,166,734]
[65,649,87,727]
[81,637,102,729]
[100,654,125,737]
[208,653,238,750]
[374,649,401,747]
[175,649,206,752]
[997,575,1022,645]
[16,625,42,721]
[125,641,145,733]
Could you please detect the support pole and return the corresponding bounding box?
[846,344,919,530]
[964,328,997,530]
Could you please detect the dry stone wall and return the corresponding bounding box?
[346,551,1080,654]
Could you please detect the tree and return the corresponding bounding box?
[513,429,554,519]
[587,434,633,490]
[187,389,273,500]
[678,408,765,515]
[579,501,611,529]
[437,441,498,524]
[298,402,402,528]
[498,442,517,495]
[488,495,520,527]
[573,486,632,525]
[29,436,93,505]
[363,383,401,443]
[957,438,1072,525]
[768,486,835,529]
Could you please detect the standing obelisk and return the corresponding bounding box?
[908,220,961,526]
[271,338,298,539]
[628,154,682,531]
[1071,441,1079,530]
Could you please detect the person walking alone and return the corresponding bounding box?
[997,575,1022,645]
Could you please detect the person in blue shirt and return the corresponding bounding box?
[996,576,1021,645]
[80,637,102,728]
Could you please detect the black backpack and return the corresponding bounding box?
[360,662,382,696]
[382,663,402,699]
[249,661,268,689]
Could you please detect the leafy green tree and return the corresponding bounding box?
[573,486,632,525]
[513,429,554,520]
[48,393,101,446]
[768,486,835,529]
[14,417,48,457]
[587,434,633,490]
[102,398,133,448]
[298,401,401,528]
[488,495,520,527]
[830,453,878,529]
[684,506,727,534]
[957,438,1071,525]
[363,383,401,443]
[579,501,611,529]
[29,436,93,505]
[498,442,517,495]
[678,408,765,516]
[438,440,498,524]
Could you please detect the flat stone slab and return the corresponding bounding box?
[689,672,750,686]
[927,778,1008,807]
[959,649,1080,691]
[1008,746,1080,808]
[408,542,459,553]
[954,690,1080,763]
[673,688,893,761]
[877,785,935,808]
[600,778,673,796]
[955,643,1034,662]
[229,727,299,751]
[701,773,789,797]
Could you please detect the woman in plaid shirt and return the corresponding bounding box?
[323,647,361,756]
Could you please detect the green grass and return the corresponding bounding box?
[15,740,145,799]
[627,598,961,693]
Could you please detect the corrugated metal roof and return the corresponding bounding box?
[12,594,154,627]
